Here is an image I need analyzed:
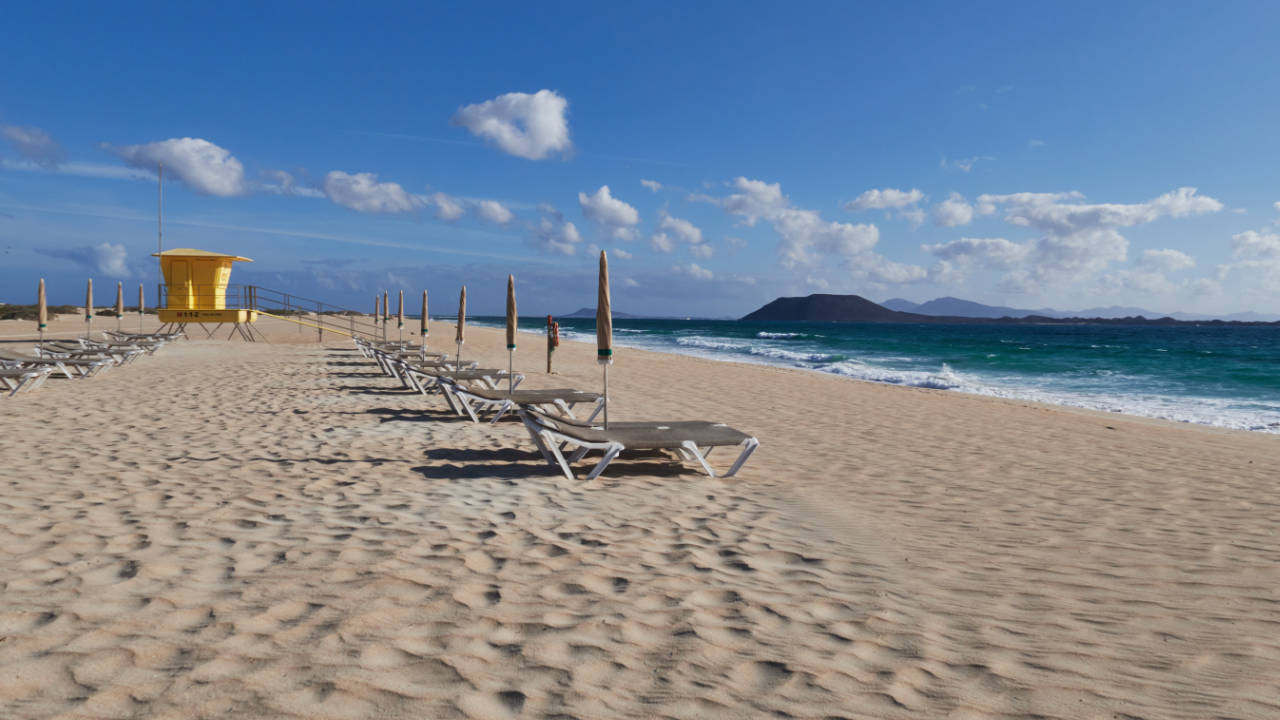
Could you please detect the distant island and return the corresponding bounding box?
[742,294,1280,326]
[561,307,647,319]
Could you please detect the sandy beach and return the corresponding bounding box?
[2,313,1278,719]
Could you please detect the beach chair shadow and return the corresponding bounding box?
[367,407,463,423]
[410,461,549,481]
[340,384,418,395]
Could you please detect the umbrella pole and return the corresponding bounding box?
[602,364,609,429]
[456,340,462,368]
[508,349,514,394]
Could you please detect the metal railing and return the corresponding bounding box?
[157,284,395,341]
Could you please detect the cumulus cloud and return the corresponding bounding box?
[1137,248,1195,273]
[690,243,713,259]
[37,242,130,276]
[978,187,1222,235]
[649,232,674,253]
[109,137,246,196]
[578,185,639,232]
[657,211,703,245]
[922,237,1030,270]
[528,203,582,255]
[474,199,513,225]
[613,248,633,260]
[640,179,662,192]
[323,171,421,214]
[451,89,571,160]
[1232,229,1280,259]
[427,192,465,221]
[844,188,924,211]
[933,193,975,228]
[944,155,994,172]
[1,124,65,167]
[673,263,713,280]
[924,188,1224,293]
[901,207,926,229]
[623,277,639,288]
[709,177,883,268]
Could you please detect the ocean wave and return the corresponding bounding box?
[675,336,837,363]
[756,331,808,339]
[824,361,965,390]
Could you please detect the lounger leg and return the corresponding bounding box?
[519,412,557,466]
[457,392,481,423]
[541,429,578,479]
[585,397,605,422]
[681,441,718,477]
[490,399,513,424]
[722,438,759,477]
[584,443,624,481]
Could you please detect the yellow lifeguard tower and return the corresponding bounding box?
[153,248,261,340]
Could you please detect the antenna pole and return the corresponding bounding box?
[157,163,163,307]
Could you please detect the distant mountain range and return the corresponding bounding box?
[881,296,1280,323]
[742,294,1280,325]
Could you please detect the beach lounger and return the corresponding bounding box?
[519,407,759,481]
[0,350,112,379]
[0,366,53,396]
[448,385,603,424]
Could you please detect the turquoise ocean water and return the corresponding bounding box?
[466,317,1280,433]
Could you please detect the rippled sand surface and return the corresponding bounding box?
[2,317,1278,719]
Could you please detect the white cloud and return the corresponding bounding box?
[979,187,1222,235]
[640,179,662,192]
[37,242,130,276]
[428,192,465,221]
[924,188,1224,293]
[1137,248,1195,273]
[933,193,975,227]
[610,248,633,260]
[901,207,926,229]
[657,211,703,245]
[623,277,639,288]
[94,242,129,276]
[1,124,65,167]
[262,169,324,198]
[323,171,421,214]
[110,137,246,197]
[650,232,674,253]
[578,185,639,230]
[529,204,582,255]
[1274,201,1280,213]
[922,237,1030,270]
[451,89,571,160]
[844,188,924,211]
[726,236,747,249]
[673,263,713,280]
[1231,208,1247,215]
[1232,230,1280,259]
[474,199,513,225]
[711,177,882,267]
[690,243,713,259]
[950,155,994,172]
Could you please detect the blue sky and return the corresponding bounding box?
[3,1,1279,317]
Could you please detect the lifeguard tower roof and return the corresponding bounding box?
[151,248,253,262]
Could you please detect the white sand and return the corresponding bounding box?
[1,314,1278,719]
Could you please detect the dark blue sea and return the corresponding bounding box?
[466,317,1280,433]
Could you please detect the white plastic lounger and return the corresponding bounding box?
[0,351,111,379]
[448,385,603,424]
[518,407,759,481]
[0,366,52,396]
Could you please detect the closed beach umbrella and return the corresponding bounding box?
[456,286,466,365]
[397,289,404,342]
[115,282,124,331]
[137,282,145,333]
[420,289,429,361]
[597,251,613,427]
[85,278,94,340]
[506,275,517,392]
[37,278,47,343]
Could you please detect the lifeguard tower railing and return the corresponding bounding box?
[158,283,386,341]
